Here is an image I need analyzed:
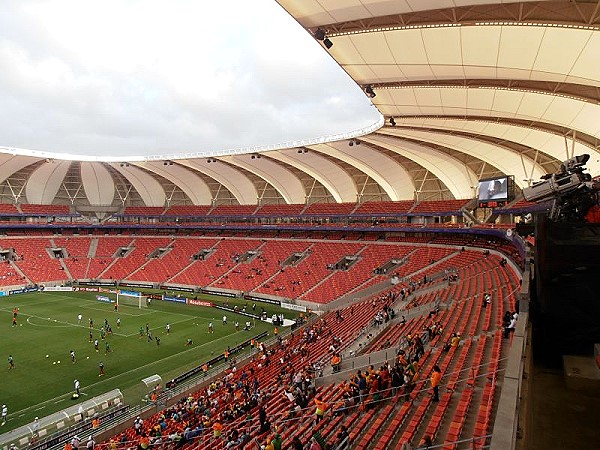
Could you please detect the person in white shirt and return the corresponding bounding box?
[1,404,7,426]
[505,316,517,338]
[74,379,80,395]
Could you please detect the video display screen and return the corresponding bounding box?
[478,176,511,207]
[479,176,508,201]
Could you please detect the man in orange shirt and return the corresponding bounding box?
[212,419,223,438]
[331,353,341,373]
[430,365,442,402]
[314,398,328,423]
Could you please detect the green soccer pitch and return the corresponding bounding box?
[0,290,291,432]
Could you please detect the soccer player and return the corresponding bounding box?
[145,323,149,334]
[94,339,99,352]
[77,314,82,324]
[208,321,214,334]
[98,362,104,377]
[89,330,93,343]
[185,338,193,346]
[155,336,160,347]
[8,355,15,369]
[100,329,106,340]
[139,326,144,338]
[235,321,239,331]
[222,315,227,325]
[89,318,94,328]
[12,316,16,327]
[74,379,80,395]
[165,323,170,335]
[147,330,153,342]
[70,350,76,364]
[105,342,111,355]
[116,318,121,328]
[1,404,7,426]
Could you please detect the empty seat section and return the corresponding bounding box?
[0,204,20,214]
[53,237,92,279]
[411,199,469,215]
[209,205,258,216]
[87,237,134,279]
[131,238,218,282]
[303,244,412,303]
[254,203,305,216]
[122,206,165,216]
[102,237,170,280]
[3,238,65,282]
[170,239,262,286]
[353,200,414,215]
[302,202,356,216]
[256,242,362,300]
[215,240,311,291]
[20,204,71,215]
[163,205,212,216]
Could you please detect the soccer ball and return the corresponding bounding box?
[46,355,49,358]
[53,362,56,365]
[57,361,61,364]
[86,356,90,359]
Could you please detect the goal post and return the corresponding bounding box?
[116,290,147,309]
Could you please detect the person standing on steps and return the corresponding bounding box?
[430,365,442,402]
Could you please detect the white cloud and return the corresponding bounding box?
[0,0,380,160]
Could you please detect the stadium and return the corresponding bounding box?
[1,1,599,450]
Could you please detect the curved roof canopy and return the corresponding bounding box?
[1,0,599,208]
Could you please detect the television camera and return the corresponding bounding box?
[523,154,598,222]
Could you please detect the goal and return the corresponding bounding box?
[116,291,147,309]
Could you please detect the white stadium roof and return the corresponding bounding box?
[1,0,599,209]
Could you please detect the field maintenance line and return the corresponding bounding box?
[7,328,250,419]
[121,315,202,337]
[25,316,129,337]
[39,292,150,317]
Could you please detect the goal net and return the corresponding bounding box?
[116,291,147,309]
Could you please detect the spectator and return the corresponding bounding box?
[430,365,442,402]
[291,436,304,450]
[504,314,517,338]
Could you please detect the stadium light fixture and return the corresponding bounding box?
[313,28,333,49]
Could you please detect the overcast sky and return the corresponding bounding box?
[0,0,380,160]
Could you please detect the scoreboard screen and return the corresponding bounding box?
[478,176,512,208]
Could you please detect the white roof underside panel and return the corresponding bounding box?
[310,142,416,201]
[277,0,549,28]
[394,117,600,176]
[179,159,258,206]
[81,162,115,207]
[219,155,306,204]
[110,164,166,207]
[332,26,600,87]
[0,154,40,185]
[379,128,546,188]
[137,162,212,206]
[379,87,600,139]
[267,150,357,203]
[362,134,476,198]
[26,161,71,204]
